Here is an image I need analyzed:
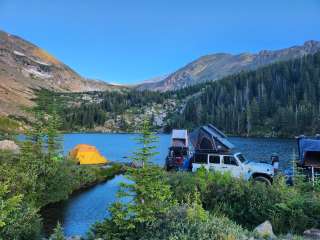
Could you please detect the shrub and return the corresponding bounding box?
[0,184,41,240]
[168,169,320,234]
[139,204,249,240]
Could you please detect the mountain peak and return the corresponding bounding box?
[303,40,320,48]
[138,40,320,92]
[0,29,116,116]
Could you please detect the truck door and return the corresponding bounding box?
[192,153,209,172]
[208,154,222,172]
[221,155,241,178]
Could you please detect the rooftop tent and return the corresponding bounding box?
[171,129,188,147]
[69,144,109,165]
[189,124,234,152]
[298,137,320,167]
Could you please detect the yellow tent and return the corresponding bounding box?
[69,144,108,165]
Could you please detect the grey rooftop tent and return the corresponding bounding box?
[189,124,234,152]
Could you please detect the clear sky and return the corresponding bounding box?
[1,0,320,84]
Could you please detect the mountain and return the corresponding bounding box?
[0,30,120,116]
[166,51,320,137]
[58,51,320,137]
[137,40,320,91]
[140,75,168,84]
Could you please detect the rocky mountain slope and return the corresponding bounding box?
[137,40,320,91]
[0,30,118,116]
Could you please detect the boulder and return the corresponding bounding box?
[254,220,276,239]
[0,140,20,153]
[303,228,320,239]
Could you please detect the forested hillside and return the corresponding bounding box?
[60,90,178,132]
[168,52,320,137]
[57,52,320,137]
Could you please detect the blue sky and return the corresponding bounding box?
[1,0,320,84]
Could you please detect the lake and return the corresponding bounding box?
[43,133,297,237]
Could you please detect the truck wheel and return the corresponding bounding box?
[253,176,271,186]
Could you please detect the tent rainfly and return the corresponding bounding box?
[69,144,108,165]
[189,124,234,152]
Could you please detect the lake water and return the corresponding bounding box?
[63,133,297,169]
[43,133,297,237]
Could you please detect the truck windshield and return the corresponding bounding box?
[237,154,247,163]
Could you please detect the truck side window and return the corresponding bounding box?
[194,154,207,164]
[223,156,238,166]
[209,155,220,164]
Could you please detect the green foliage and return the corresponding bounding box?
[70,164,125,191]
[56,52,320,137]
[139,204,249,240]
[0,90,125,239]
[90,120,176,239]
[0,183,41,240]
[168,52,320,137]
[61,90,171,131]
[132,119,159,167]
[168,170,320,234]
[0,116,20,140]
[0,184,22,228]
[18,94,72,206]
[49,222,65,240]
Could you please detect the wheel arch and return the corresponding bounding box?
[251,172,273,183]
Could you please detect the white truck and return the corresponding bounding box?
[192,152,274,185]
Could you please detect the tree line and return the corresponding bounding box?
[57,52,320,137]
[168,52,320,137]
[61,90,171,130]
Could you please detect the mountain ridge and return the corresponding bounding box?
[0,30,122,116]
[137,40,320,91]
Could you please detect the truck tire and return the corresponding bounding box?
[253,176,271,186]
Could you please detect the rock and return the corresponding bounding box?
[303,228,320,239]
[254,220,276,239]
[0,140,20,153]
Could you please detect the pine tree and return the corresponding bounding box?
[132,119,158,168]
[49,222,65,240]
[94,119,176,239]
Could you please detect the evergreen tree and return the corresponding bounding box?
[91,119,176,239]
[132,119,159,168]
[49,222,65,240]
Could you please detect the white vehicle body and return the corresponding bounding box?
[192,152,274,182]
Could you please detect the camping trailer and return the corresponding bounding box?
[297,136,320,181]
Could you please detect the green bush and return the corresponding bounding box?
[139,203,249,240]
[168,169,320,234]
[0,184,41,240]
